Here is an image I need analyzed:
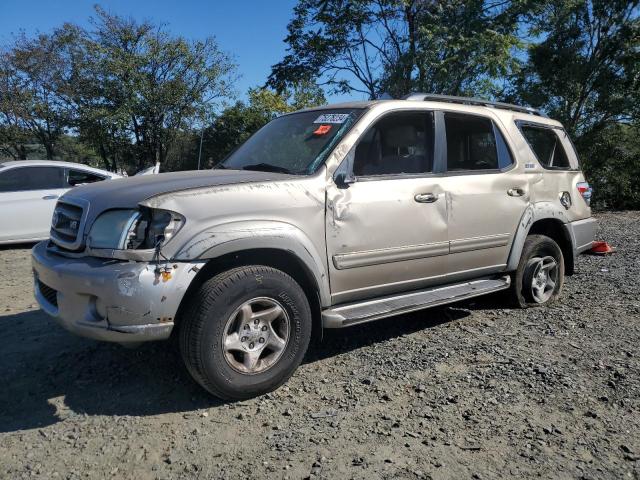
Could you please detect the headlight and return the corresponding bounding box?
[88,208,184,250]
[88,209,140,249]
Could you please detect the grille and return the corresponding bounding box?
[37,280,58,308]
[50,200,84,249]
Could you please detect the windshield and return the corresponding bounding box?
[220,108,363,174]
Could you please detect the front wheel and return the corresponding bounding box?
[179,265,312,400]
[510,234,565,308]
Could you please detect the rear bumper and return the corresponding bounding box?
[565,217,597,255]
[31,241,204,343]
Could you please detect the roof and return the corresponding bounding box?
[297,94,559,126]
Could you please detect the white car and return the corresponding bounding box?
[0,160,121,244]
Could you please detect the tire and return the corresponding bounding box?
[179,265,312,400]
[509,234,565,308]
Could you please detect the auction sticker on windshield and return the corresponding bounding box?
[313,113,350,124]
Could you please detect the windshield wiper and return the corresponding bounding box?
[240,163,292,174]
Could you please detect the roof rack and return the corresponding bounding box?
[402,93,547,117]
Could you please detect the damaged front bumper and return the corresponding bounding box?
[31,241,204,343]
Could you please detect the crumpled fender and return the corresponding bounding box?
[173,220,331,306]
[506,201,573,271]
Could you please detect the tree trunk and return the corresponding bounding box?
[44,141,54,160]
[98,143,110,171]
[12,142,28,160]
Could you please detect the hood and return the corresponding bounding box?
[61,169,294,226]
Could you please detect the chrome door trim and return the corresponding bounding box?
[333,241,450,270]
[449,233,511,254]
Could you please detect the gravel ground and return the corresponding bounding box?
[0,211,638,480]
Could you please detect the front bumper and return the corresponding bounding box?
[31,241,204,343]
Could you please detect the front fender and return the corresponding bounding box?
[173,220,331,306]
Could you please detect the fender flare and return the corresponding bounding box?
[173,220,331,306]
[506,202,573,271]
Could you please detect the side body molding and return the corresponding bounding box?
[506,201,573,271]
[173,220,331,306]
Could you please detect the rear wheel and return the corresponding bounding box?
[179,265,312,400]
[510,234,565,308]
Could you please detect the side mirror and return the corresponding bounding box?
[334,172,355,189]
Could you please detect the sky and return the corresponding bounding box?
[0,0,355,103]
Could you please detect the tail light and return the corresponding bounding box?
[576,182,592,206]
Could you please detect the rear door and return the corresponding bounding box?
[437,111,529,276]
[0,166,67,242]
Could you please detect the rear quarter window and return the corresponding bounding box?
[519,124,571,169]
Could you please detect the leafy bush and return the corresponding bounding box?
[578,124,640,210]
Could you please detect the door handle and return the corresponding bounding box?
[507,187,525,197]
[414,193,438,203]
[42,194,59,200]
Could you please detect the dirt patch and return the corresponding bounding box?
[0,212,639,479]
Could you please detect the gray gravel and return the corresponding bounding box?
[0,211,639,479]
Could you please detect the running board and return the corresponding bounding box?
[322,276,511,328]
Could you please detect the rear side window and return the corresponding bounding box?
[0,166,65,192]
[353,111,434,176]
[520,125,570,169]
[67,169,106,187]
[444,113,512,171]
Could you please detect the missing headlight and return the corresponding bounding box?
[88,208,184,251]
[143,209,184,249]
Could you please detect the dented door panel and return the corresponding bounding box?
[442,171,530,274]
[326,176,448,304]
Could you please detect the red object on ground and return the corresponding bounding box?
[590,241,615,255]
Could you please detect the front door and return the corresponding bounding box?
[326,110,449,304]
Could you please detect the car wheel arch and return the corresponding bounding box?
[506,204,575,275]
[173,247,324,343]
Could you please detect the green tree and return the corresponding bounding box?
[406,0,521,98]
[0,55,30,159]
[0,8,237,171]
[268,0,520,99]
[511,0,639,137]
[510,0,640,208]
[577,123,640,209]
[0,27,77,159]
[72,7,237,172]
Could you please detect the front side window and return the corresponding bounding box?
[352,111,434,176]
[520,125,570,169]
[0,166,65,192]
[445,113,504,171]
[67,169,106,187]
[221,108,363,175]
